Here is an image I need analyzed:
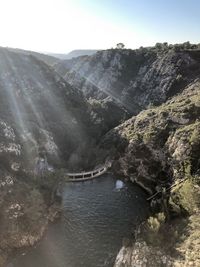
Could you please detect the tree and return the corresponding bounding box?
[155,42,162,50]
[183,41,191,50]
[155,42,168,51]
[116,43,125,49]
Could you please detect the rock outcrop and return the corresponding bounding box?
[0,170,61,266]
[54,46,200,115]
[99,80,200,194]
[53,46,200,267]
[114,241,173,267]
[53,45,200,145]
[98,78,200,267]
[0,47,95,170]
[0,47,96,266]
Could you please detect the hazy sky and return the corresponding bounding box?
[0,0,199,53]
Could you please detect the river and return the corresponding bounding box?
[9,175,149,267]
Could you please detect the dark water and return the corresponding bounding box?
[9,175,148,267]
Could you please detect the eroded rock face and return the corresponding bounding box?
[54,46,200,152]
[0,47,94,171]
[0,169,61,266]
[114,242,173,267]
[99,81,200,194]
[54,47,200,114]
[0,47,95,265]
[111,80,200,267]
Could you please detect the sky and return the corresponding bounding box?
[0,0,200,53]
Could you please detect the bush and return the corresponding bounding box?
[170,179,200,214]
[175,180,199,214]
[147,216,160,233]
[147,212,166,233]
[144,213,166,246]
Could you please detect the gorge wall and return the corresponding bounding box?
[0,47,95,266]
[54,45,200,114]
[55,44,200,266]
[0,44,200,266]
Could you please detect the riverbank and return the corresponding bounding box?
[8,175,149,267]
[114,211,200,267]
[114,177,200,266]
[0,172,62,267]
[1,203,61,267]
[96,82,200,266]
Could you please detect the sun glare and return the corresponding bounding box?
[0,0,150,53]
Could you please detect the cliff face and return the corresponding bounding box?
[1,45,200,266]
[0,47,95,170]
[54,47,200,114]
[99,80,200,267]
[54,47,200,143]
[0,47,96,266]
[0,170,61,266]
[99,80,200,193]
[89,47,200,267]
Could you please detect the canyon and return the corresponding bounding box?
[0,43,200,266]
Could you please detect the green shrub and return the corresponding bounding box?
[147,212,166,233]
[147,216,160,233]
[175,180,199,214]
[144,213,166,246]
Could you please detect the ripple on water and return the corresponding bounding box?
[10,175,149,267]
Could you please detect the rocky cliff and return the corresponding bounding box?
[0,47,96,266]
[54,45,200,115]
[100,79,200,266]
[53,46,200,150]
[1,44,200,267]
[0,47,95,170]
[99,80,200,193]
[49,45,200,266]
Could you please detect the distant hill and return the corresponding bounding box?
[49,50,100,60]
[6,47,60,66]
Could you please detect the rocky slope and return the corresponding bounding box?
[1,44,200,267]
[6,47,60,66]
[54,44,200,115]
[0,47,97,266]
[96,48,200,267]
[0,170,61,266]
[99,79,200,193]
[113,211,200,267]
[54,45,200,144]
[99,79,200,266]
[0,47,95,170]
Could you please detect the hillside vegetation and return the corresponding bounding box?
[54,43,200,115]
[103,80,200,266]
[0,43,200,266]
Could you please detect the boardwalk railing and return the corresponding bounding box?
[65,163,111,182]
